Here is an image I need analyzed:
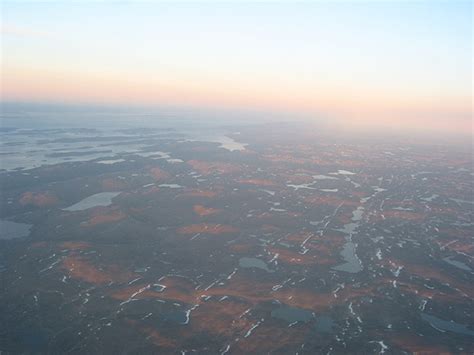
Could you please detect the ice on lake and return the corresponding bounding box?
[63,192,121,211]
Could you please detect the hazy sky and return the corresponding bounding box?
[1,1,472,135]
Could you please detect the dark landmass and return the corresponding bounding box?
[0,123,473,354]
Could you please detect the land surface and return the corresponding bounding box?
[0,123,473,354]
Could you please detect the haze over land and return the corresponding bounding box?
[1,1,473,354]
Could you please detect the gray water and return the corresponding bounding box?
[421,313,474,336]
[0,220,32,240]
[0,111,250,171]
[314,315,335,333]
[63,192,121,211]
[271,306,314,323]
[443,256,472,272]
[332,206,364,273]
[332,241,363,273]
[239,257,272,272]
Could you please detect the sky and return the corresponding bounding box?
[1,1,472,136]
